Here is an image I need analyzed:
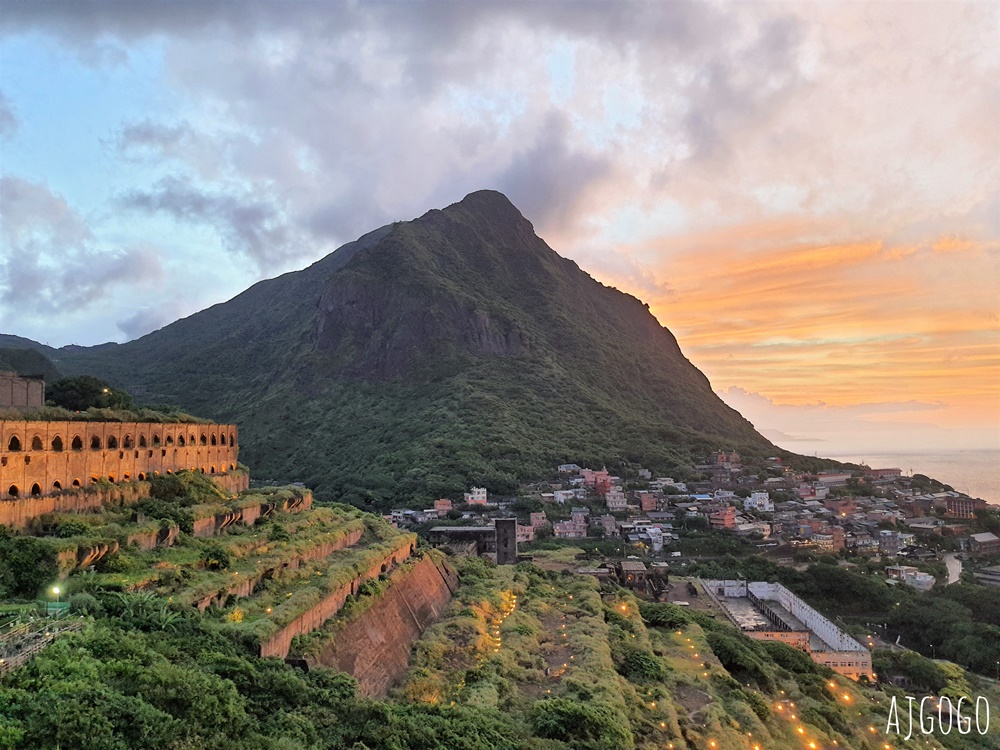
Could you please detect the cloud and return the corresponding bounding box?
[0,91,18,137]
[116,297,191,340]
[0,176,163,312]
[0,0,995,454]
[717,386,996,453]
[119,175,299,270]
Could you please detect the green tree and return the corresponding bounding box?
[46,375,135,411]
[0,536,59,598]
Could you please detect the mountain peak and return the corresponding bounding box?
[437,189,535,236]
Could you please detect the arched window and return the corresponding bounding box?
[152,434,160,446]
[153,470,160,476]
[7,485,18,498]
[90,436,102,450]
[189,434,196,446]
[230,463,235,471]
[139,435,147,447]
[108,474,116,483]
[210,465,216,474]
[165,470,172,475]
[200,433,208,446]
[7,436,21,451]
[72,478,81,488]
[107,435,119,449]
[53,481,62,490]
[178,435,186,447]
[31,435,43,451]
[138,473,146,481]
[165,435,174,445]
[123,435,134,449]
[52,436,64,452]
[123,473,131,481]
[211,434,217,446]
[91,476,99,484]
[72,435,83,451]
[229,433,234,447]
[30,483,41,497]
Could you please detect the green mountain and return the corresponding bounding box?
[0,347,61,381]
[5,191,790,507]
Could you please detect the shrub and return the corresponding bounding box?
[68,592,103,617]
[530,698,634,750]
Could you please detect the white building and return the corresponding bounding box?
[464,487,488,506]
[743,491,774,513]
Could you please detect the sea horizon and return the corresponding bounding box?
[776,445,1000,505]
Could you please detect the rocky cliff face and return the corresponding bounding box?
[4,190,781,506]
[305,554,458,697]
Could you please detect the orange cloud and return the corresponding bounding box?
[586,222,1000,441]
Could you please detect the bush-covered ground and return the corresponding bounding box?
[396,553,1000,750]
[5,486,1000,749]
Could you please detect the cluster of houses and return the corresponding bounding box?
[388,453,998,579]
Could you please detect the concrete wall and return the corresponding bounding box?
[0,373,44,409]
[193,525,365,612]
[0,420,243,503]
[259,535,417,659]
[0,481,152,530]
[305,554,458,697]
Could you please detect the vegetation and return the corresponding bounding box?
[682,554,1000,679]
[9,192,845,510]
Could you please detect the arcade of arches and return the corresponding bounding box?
[0,420,245,503]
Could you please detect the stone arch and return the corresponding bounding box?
[108,474,116,483]
[210,465,216,474]
[31,435,43,451]
[72,478,81,488]
[7,485,18,498]
[165,435,174,445]
[200,467,206,474]
[177,435,186,447]
[123,435,134,449]
[90,435,102,450]
[107,435,119,449]
[139,434,147,448]
[152,433,161,446]
[52,436,64,452]
[190,433,197,446]
[138,472,146,481]
[72,435,83,450]
[52,481,62,490]
[7,435,21,451]
[229,433,235,447]
[30,483,41,497]
[211,433,217,446]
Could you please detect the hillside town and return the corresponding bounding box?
[390,450,999,591]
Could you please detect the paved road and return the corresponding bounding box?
[944,553,962,585]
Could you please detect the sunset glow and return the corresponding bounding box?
[0,1,997,463]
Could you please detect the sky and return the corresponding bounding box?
[0,0,997,456]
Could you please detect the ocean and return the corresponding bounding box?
[787,448,1000,505]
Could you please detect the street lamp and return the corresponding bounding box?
[51,586,61,604]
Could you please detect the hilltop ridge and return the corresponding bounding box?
[3,190,781,507]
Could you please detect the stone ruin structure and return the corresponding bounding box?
[0,372,45,410]
[0,420,248,527]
